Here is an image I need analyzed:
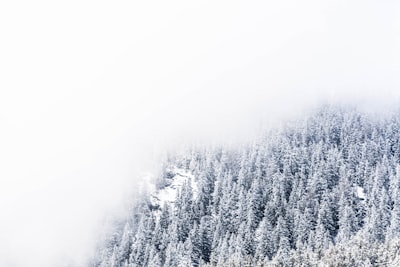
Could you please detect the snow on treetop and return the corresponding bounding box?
[356,186,366,200]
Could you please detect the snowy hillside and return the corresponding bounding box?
[150,167,198,210]
[92,107,400,267]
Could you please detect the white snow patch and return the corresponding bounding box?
[150,167,198,209]
[356,186,366,200]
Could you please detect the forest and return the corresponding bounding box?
[92,107,400,266]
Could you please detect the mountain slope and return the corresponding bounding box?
[93,107,400,267]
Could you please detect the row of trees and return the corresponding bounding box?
[93,106,400,266]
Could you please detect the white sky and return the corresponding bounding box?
[0,1,399,266]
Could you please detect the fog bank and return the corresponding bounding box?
[0,1,399,266]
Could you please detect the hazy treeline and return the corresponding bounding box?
[93,107,400,266]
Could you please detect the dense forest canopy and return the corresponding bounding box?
[93,107,400,266]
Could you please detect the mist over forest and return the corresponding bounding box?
[0,1,399,267]
[94,106,400,266]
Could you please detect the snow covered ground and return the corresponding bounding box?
[150,167,198,209]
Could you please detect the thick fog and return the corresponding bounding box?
[0,1,399,266]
